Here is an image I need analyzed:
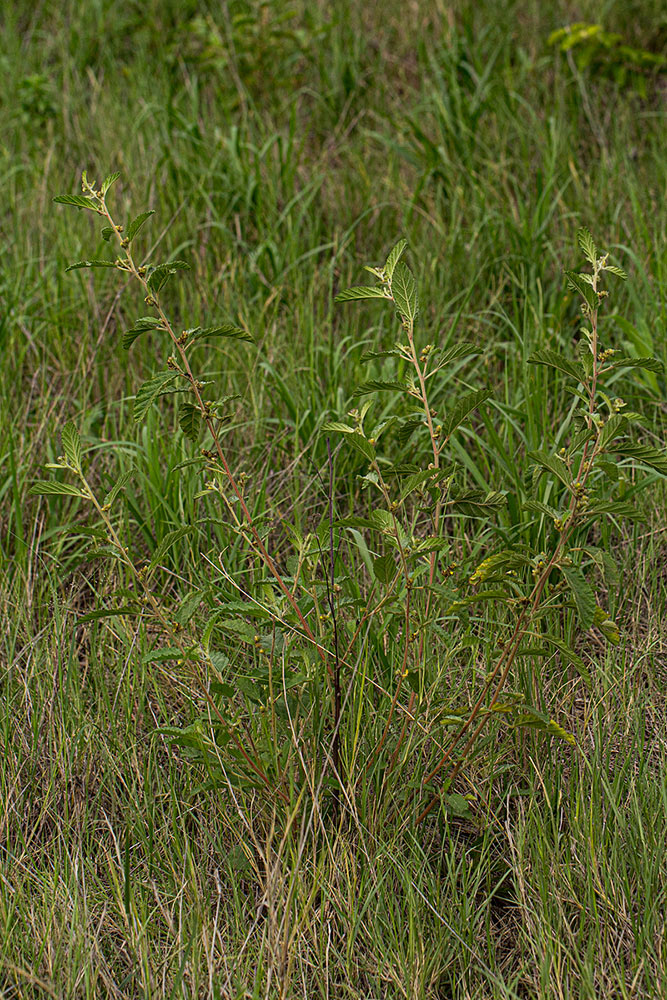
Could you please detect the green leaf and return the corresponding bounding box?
[528,450,572,489]
[347,433,375,462]
[561,565,596,630]
[613,443,667,476]
[448,488,506,516]
[335,286,389,303]
[581,500,644,522]
[101,171,120,195]
[61,422,82,470]
[122,316,165,349]
[147,260,190,293]
[373,554,395,584]
[384,239,408,280]
[125,210,155,242]
[513,708,575,744]
[564,270,596,309]
[523,499,560,519]
[608,356,664,373]
[442,388,492,440]
[352,379,409,398]
[101,226,114,242]
[149,527,194,571]
[193,323,253,343]
[179,402,201,441]
[602,264,627,279]
[598,414,628,451]
[577,228,597,264]
[133,371,178,422]
[527,349,585,381]
[391,262,418,324]
[540,635,591,686]
[77,605,138,623]
[322,421,355,434]
[399,468,450,501]
[65,259,116,271]
[53,194,98,210]
[469,549,527,584]
[436,342,480,367]
[103,469,134,508]
[29,481,87,498]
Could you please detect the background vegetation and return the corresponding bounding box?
[1,1,665,997]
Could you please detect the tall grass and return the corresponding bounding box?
[1,1,665,996]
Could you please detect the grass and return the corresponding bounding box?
[1,0,666,996]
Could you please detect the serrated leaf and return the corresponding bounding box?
[470,550,526,584]
[373,554,395,584]
[436,342,480,367]
[322,421,355,434]
[179,402,201,441]
[540,635,591,686]
[613,443,667,476]
[384,239,408,280]
[133,371,178,422]
[602,264,627,279]
[527,349,585,381]
[122,316,165,349]
[442,388,492,440]
[101,171,120,195]
[528,450,572,489]
[193,323,253,343]
[352,379,409,398]
[103,469,134,508]
[29,481,87,498]
[513,709,575,744]
[399,468,450,501]
[147,260,190,293]
[608,356,664,373]
[577,228,597,264]
[125,210,155,242]
[448,488,506,516]
[65,259,117,271]
[523,499,560,519]
[598,414,628,451]
[53,194,98,210]
[561,565,596,630]
[346,433,375,462]
[391,262,418,324]
[564,270,596,309]
[335,286,389,303]
[61,422,82,470]
[77,605,138,623]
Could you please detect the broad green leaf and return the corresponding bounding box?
[577,228,597,264]
[322,421,355,434]
[399,468,450,501]
[561,565,595,629]
[147,260,190,293]
[335,286,389,303]
[77,605,138,623]
[373,554,395,584]
[442,388,492,440]
[179,401,201,441]
[61,422,82,470]
[65,259,116,271]
[101,226,114,241]
[125,210,155,242]
[564,270,596,309]
[29,481,87,497]
[193,323,253,343]
[598,414,628,450]
[122,316,165,349]
[101,171,120,195]
[53,194,98,210]
[133,371,178,422]
[602,264,627,279]
[513,708,575,744]
[528,450,571,489]
[346,433,375,462]
[608,356,664,373]
[613,443,667,476]
[448,488,506,516]
[583,500,643,521]
[391,262,418,324]
[527,349,585,381]
[469,549,527,584]
[384,239,408,280]
[436,342,480,367]
[523,499,560,519]
[103,469,134,508]
[593,606,620,645]
[352,379,409,398]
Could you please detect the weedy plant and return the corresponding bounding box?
[32,172,666,828]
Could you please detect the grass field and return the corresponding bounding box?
[1,1,666,997]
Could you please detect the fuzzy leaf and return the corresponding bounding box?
[352,379,409,398]
[53,194,98,210]
[613,443,667,476]
[101,171,121,195]
[608,356,664,373]
[147,260,190,293]
[384,239,408,280]
[442,388,492,440]
[602,264,627,280]
[577,228,597,264]
[527,349,585,381]
[528,450,572,489]
[61,422,82,470]
[125,210,155,242]
[335,286,389,303]
[103,469,134,508]
[133,371,178,422]
[564,270,596,309]
[179,402,201,441]
[391,262,418,324]
[29,481,87,498]
[193,323,253,343]
[373,554,395,585]
[561,565,596,630]
[65,259,116,271]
